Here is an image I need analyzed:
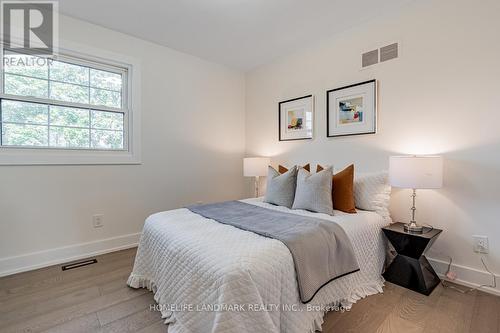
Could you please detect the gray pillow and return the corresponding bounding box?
[264,166,297,208]
[292,167,334,215]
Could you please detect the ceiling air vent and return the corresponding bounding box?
[362,49,379,68]
[380,43,398,62]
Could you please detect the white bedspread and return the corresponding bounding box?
[128,198,389,333]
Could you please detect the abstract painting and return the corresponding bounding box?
[279,95,313,141]
[327,80,377,137]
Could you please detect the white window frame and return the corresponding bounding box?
[0,39,141,165]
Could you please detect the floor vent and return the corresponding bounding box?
[62,258,98,271]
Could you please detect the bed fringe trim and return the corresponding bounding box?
[127,274,385,332]
[127,275,176,325]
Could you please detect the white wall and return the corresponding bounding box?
[0,15,247,275]
[245,0,500,292]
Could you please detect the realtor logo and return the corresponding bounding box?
[1,1,58,55]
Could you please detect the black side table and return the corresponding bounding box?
[382,222,442,295]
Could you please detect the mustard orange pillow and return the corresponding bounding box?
[317,164,356,214]
[279,163,310,174]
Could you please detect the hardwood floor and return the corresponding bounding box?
[0,248,498,333]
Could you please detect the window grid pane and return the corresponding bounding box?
[90,68,122,92]
[3,52,49,79]
[91,110,124,131]
[2,100,48,125]
[91,129,124,150]
[2,123,49,147]
[50,81,90,104]
[90,87,121,109]
[50,60,89,86]
[4,73,49,99]
[49,125,91,148]
[50,106,90,128]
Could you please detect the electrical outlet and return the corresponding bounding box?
[472,235,488,254]
[93,214,104,228]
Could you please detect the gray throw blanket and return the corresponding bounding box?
[187,201,359,303]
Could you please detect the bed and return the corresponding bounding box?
[128,197,389,333]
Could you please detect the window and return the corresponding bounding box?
[1,49,128,151]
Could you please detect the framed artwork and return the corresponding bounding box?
[279,95,314,141]
[327,80,377,137]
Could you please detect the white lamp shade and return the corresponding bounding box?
[243,157,270,177]
[389,156,443,189]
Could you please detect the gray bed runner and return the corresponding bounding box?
[187,201,359,303]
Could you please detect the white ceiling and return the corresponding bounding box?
[59,0,413,71]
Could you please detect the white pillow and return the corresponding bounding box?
[354,171,391,220]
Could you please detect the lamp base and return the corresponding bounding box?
[404,222,424,234]
[254,176,260,198]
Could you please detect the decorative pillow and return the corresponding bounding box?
[264,166,298,208]
[292,166,334,215]
[279,163,310,174]
[354,171,391,220]
[317,164,356,214]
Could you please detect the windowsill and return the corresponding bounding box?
[0,147,141,165]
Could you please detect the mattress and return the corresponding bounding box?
[128,198,389,333]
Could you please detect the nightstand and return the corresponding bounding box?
[382,222,442,295]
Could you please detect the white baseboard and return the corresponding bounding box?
[0,233,141,277]
[428,257,500,296]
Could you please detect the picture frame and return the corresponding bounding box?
[279,95,314,141]
[327,80,377,137]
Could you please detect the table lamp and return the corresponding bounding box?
[389,155,443,233]
[244,157,270,197]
